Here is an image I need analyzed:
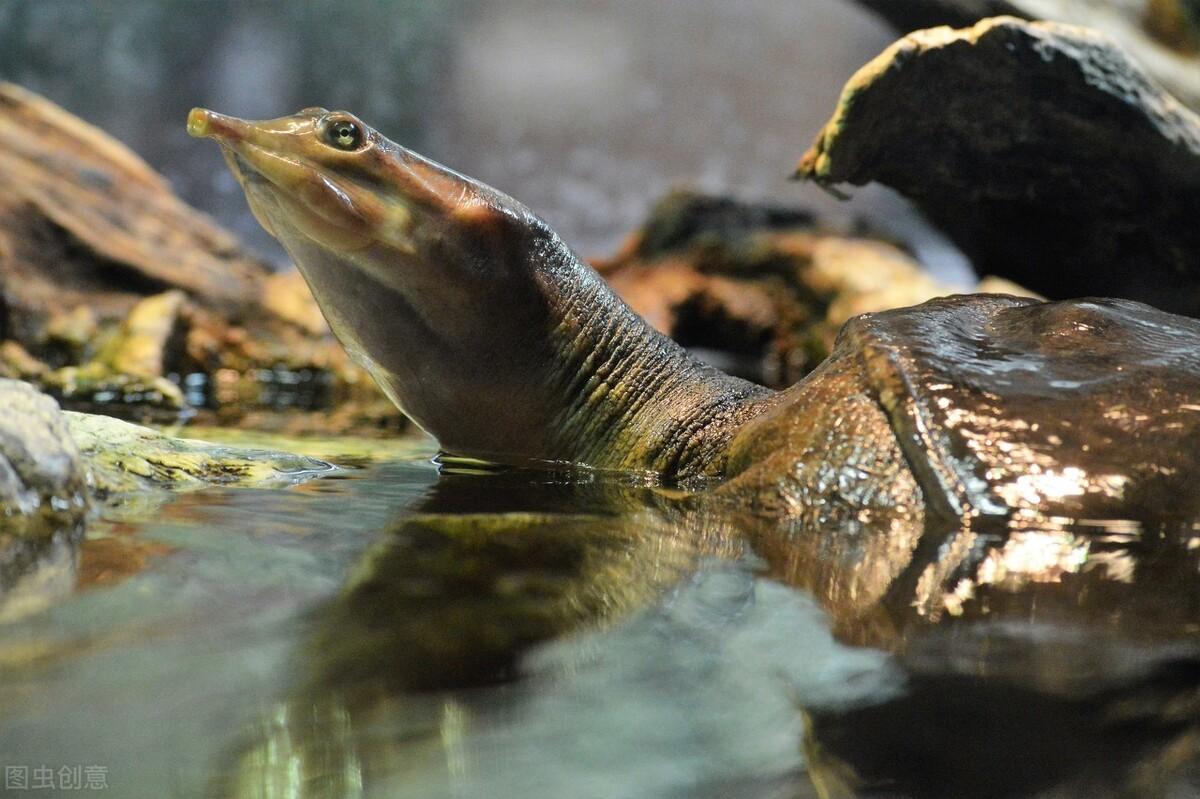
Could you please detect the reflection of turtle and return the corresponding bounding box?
[188,108,1200,535]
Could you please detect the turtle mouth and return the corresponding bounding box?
[189,106,416,257]
[188,107,314,195]
[228,151,269,186]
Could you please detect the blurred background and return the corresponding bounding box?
[0,0,972,282]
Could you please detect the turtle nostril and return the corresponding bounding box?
[186,109,249,143]
[186,107,214,138]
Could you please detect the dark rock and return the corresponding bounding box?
[797,17,1200,316]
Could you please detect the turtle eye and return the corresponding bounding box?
[322,117,364,150]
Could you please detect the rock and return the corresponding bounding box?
[852,0,1200,111]
[626,191,816,260]
[97,290,187,379]
[0,82,268,336]
[803,237,953,327]
[0,379,88,592]
[41,305,99,364]
[25,290,193,420]
[64,411,336,497]
[36,365,187,422]
[0,379,337,609]
[0,82,400,433]
[596,191,975,387]
[797,17,1200,316]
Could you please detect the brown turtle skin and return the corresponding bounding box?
[720,293,1200,525]
[185,107,1200,527]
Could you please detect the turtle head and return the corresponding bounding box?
[186,106,531,285]
[188,107,766,472]
[188,107,561,456]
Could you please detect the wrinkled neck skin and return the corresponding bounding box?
[234,134,772,479]
[531,228,774,478]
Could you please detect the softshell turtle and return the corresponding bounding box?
[186,107,1200,533]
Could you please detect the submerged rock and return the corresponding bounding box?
[798,17,1200,316]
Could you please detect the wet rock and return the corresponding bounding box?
[0,82,400,433]
[64,411,336,497]
[0,379,337,610]
[596,191,994,387]
[852,0,1200,110]
[797,17,1200,316]
[0,379,88,591]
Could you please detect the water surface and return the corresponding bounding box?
[1,439,1198,798]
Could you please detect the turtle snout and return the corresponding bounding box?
[187,108,249,142]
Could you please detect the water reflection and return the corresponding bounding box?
[224,558,898,799]
[3,451,1200,797]
[212,461,1200,798]
[806,647,1200,799]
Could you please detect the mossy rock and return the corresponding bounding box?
[65,411,336,496]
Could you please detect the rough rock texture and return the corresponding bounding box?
[0,84,265,330]
[595,191,1022,388]
[798,17,1200,316]
[0,379,88,591]
[0,82,399,432]
[853,0,1200,110]
[65,412,336,497]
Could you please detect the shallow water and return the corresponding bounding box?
[1,438,1199,798]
